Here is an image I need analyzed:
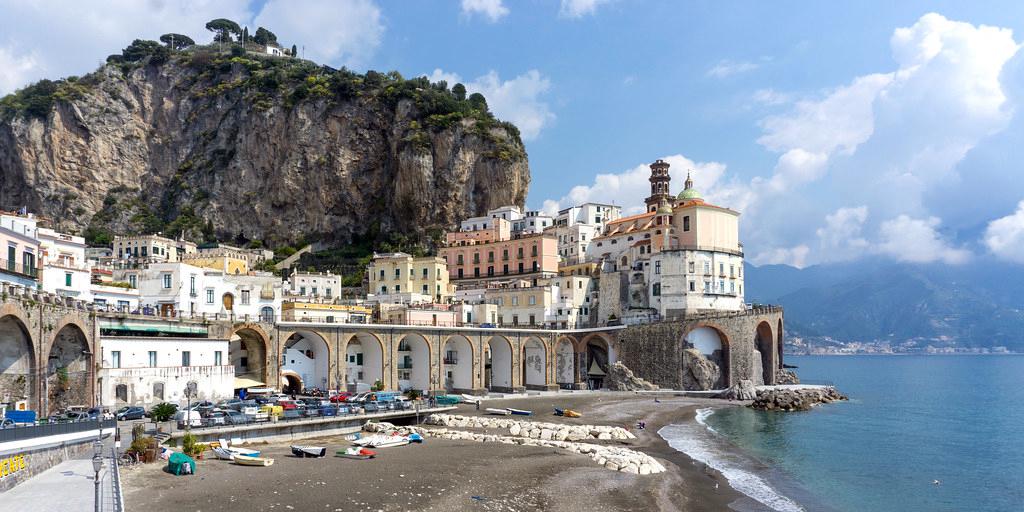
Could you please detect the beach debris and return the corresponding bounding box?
[933,480,941,485]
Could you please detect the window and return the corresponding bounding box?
[395,285,401,292]
[422,268,428,278]
[395,268,401,278]
[503,264,509,275]
[457,254,464,265]
[653,283,661,296]
[162,273,172,289]
[141,246,147,257]
[488,251,494,263]
[487,266,494,276]
[704,281,711,293]
[326,288,332,298]
[529,314,536,325]
[111,351,121,368]
[655,261,661,274]
[511,296,519,306]
[517,247,524,258]
[153,382,164,400]
[512,315,519,326]
[148,351,157,367]
[311,287,317,296]
[300,286,306,295]
[730,265,735,277]
[129,275,137,288]
[689,281,696,292]
[474,268,480,278]
[189,275,196,296]
[518,262,524,273]
[688,261,695,274]
[241,290,250,305]
[381,285,387,293]
[528,295,536,305]
[422,284,428,294]
[502,249,509,260]
[215,351,223,366]
[719,280,725,292]
[182,351,191,367]
[497,297,504,306]
[704,262,711,274]
[457,269,464,279]
[683,216,690,231]
[720,263,725,274]
[531,245,538,257]
[473,253,480,264]
[117,300,130,311]
[64,272,72,287]
[730,281,736,293]
[206,289,214,304]
[379,269,385,279]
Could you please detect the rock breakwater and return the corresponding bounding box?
[750,386,848,411]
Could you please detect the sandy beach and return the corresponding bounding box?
[122,393,763,511]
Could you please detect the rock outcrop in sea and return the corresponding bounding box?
[0,43,529,247]
[750,386,848,411]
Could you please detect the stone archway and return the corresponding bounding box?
[0,314,36,410]
[345,333,385,392]
[231,326,270,385]
[555,337,575,387]
[46,323,91,414]
[683,325,730,389]
[282,372,302,395]
[522,337,547,389]
[283,331,330,393]
[485,336,513,392]
[755,321,775,385]
[396,334,431,392]
[442,335,473,392]
[583,336,611,390]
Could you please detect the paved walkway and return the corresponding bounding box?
[4,457,106,511]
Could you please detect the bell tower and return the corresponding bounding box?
[645,159,672,212]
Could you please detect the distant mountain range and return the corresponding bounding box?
[745,259,1024,353]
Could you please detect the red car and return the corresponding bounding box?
[329,392,352,403]
[277,399,298,410]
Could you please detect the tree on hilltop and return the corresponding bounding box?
[205,18,241,43]
[254,27,278,46]
[468,92,488,112]
[159,33,195,50]
[242,26,249,45]
[291,44,298,58]
[121,39,170,63]
[452,83,467,101]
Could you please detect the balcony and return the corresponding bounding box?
[443,356,458,365]
[0,258,38,279]
[397,363,413,370]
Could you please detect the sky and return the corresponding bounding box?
[3,1,1024,269]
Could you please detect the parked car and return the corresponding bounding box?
[115,407,145,421]
[218,399,243,411]
[224,411,249,425]
[0,418,16,429]
[277,399,298,411]
[329,392,352,403]
[363,401,381,413]
[204,411,227,426]
[173,410,202,428]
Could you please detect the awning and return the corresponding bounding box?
[233,376,266,389]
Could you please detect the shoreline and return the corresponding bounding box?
[122,393,783,511]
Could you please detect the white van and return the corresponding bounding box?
[174,410,202,428]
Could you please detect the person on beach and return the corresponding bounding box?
[475,400,480,411]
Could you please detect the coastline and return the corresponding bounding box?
[122,393,780,511]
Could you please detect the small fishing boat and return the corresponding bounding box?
[563,409,582,418]
[461,394,482,403]
[485,407,511,415]
[336,447,377,460]
[215,439,260,459]
[234,456,274,467]
[553,408,565,416]
[506,408,532,416]
[407,433,424,443]
[212,447,235,461]
[352,433,410,448]
[290,445,327,458]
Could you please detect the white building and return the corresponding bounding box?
[37,228,92,301]
[457,206,553,235]
[554,203,622,265]
[98,336,234,407]
[512,210,554,235]
[91,283,140,312]
[287,271,341,301]
[113,234,197,264]
[119,262,226,318]
[224,273,283,322]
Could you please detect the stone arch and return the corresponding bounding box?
[46,322,91,414]
[0,312,36,410]
[485,336,513,392]
[283,330,331,393]
[231,325,271,385]
[281,370,302,395]
[396,333,431,392]
[755,321,775,385]
[521,336,547,389]
[344,332,385,391]
[683,324,731,389]
[555,336,576,387]
[441,334,474,392]
[580,333,613,390]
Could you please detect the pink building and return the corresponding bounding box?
[0,212,40,288]
[439,233,559,283]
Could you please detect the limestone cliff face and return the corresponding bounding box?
[0,54,530,247]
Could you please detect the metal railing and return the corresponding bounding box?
[0,258,38,279]
[0,418,115,443]
[106,447,125,512]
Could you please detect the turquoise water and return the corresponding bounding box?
[696,355,1024,512]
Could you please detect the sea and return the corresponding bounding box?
[659,355,1024,512]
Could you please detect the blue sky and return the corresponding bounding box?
[4,1,1024,268]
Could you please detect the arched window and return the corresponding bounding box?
[260,307,275,323]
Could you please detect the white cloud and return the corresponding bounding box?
[877,215,971,264]
[427,69,555,140]
[766,148,829,192]
[253,0,384,68]
[461,0,509,22]
[751,245,810,269]
[816,206,869,259]
[706,59,760,78]
[984,200,1024,263]
[752,88,791,106]
[559,0,612,18]
[539,154,727,216]
[0,47,39,95]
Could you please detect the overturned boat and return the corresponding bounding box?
[291,445,327,458]
[485,408,512,416]
[336,447,377,460]
[235,456,274,467]
[506,408,532,416]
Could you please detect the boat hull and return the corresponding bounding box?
[290,446,327,458]
[235,456,274,467]
[485,408,512,415]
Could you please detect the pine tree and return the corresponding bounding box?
[291,44,298,58]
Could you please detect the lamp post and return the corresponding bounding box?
[92,439,103,512]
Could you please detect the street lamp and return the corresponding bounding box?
[92,439,104,512]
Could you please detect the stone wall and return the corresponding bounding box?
[616,306,784,390]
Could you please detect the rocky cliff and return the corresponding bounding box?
[0,43,530,248]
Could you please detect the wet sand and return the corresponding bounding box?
[122,393,758,511]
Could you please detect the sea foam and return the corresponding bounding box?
[659,408,805,512]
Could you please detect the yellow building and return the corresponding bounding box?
[181,254,249,275]
[367,252,452,302]
[281,302,373,323]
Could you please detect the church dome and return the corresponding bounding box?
[677,171,702,201]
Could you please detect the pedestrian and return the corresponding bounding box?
[475,400,480,411]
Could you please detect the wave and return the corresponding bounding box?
[659,408,804,512]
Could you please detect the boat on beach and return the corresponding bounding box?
[506,408,532,416]
[234,456,274,467]
[554,408,582,418]
[290,445,327,458]
[215,439,260,460]
[486,408,512,415]
[461,394,482,403]
[336,447,377,459]
[352,434,411,448]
